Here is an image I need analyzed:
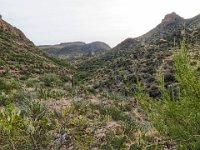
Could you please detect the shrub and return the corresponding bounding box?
[0,78,22,93]
[173,40,200,99]
[99,105,125,121]
[139,41,200,149]
[0,102,56,149]
[39,73,62,87]
[101,132,127,150]
[38,88,66,99]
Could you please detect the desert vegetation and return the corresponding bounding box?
[1,40,200,149]
[0,12,200,149]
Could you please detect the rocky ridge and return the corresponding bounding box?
[0,17,72,79]
[76,12,200,97]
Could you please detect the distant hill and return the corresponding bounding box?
[75,12,200,97]
[38,41,111,58]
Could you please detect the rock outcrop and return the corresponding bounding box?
[162,12,184,23]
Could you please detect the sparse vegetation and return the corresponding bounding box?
[0,12,200,150]
[136,41,200,149]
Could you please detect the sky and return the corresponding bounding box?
[0,0,200,47]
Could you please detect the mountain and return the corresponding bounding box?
[38,41,111,58]
[0,16,162,150]
[75,12,200,97]
[136,12,184,44]
[0,17,72,80]
[1,13,200,150]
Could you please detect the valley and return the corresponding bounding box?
[0,12,200,150]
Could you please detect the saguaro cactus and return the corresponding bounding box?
[168,83,180,100]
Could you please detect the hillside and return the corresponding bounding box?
[38,41,111,58]
[0,18,73,80]
[0,17,165,150]
[0,13,200,150]
[75,12,200,97]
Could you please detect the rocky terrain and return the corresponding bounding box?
[0,16,163,150]
[75,12,200,97]
[0,12,200,149]
[0,17,73,80]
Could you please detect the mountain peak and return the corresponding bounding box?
[0,18,34,46]
[162,12,184,23]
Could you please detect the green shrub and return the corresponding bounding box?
[39,73,62,87]
[173,40,200,99]
[0,59,5,66]
[0,92,10,106]
[139,41,200,149]
[0,102,56,149]
[0,78,22,93]
[38,88,66,99]
[26,77,40,87]
[99,105,125,121]
[101,132,127,150]
[55,101,107,149]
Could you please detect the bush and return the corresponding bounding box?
[173,41,200,98]
[38,88,66,99]
[0,102,56,149]
[101,131,127,150]
[139,41,200,149]
[39,73,63,87]
[0,78,22,93]
[99,105,125,121]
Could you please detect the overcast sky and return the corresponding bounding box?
[0,0,200,47]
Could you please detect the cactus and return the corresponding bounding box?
[168,83,180,100]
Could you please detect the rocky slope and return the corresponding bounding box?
[0,16,165,150]
[0,13,199,150]
[0,17,72,80]
[75,12,200,97]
